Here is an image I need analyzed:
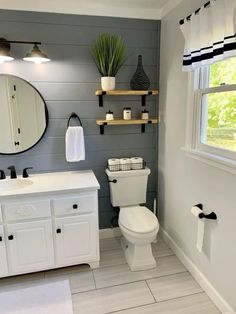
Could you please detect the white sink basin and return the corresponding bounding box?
[0,179,33,192]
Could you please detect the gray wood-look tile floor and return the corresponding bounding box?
[0,236,221,313]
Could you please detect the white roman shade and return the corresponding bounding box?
[180,0,236,71]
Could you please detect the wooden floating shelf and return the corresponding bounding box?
[95,90,158,107]
[96,118,158,125]
[96,118,158,134]
[95,90,158,96]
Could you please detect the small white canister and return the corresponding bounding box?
[123,107,131,120]
[106,110,114,121]
[141,109,149,120]
[120,158,131,171]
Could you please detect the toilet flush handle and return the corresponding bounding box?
[108,179,117,183]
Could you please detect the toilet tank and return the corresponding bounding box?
[105,167,151,207]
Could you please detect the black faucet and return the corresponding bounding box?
[0,170,6,180]
[8,166,17,179]
[23,167,33,178]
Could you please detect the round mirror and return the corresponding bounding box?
[0,74,48,155]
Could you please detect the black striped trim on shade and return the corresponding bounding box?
[183,35,236,66]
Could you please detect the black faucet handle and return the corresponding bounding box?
[7,166,17,179]
[0,170,6,180]
[23,167,33,178]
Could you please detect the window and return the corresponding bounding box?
[187,56,236,167]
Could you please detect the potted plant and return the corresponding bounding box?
[91,33,126,91]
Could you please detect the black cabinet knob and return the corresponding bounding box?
[73,204,78,209]
[0,236,2,242]
[8,235,14,240]
[14,141,20,146]
[56,228,61,234]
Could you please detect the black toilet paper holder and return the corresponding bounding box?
[195,204,217,220]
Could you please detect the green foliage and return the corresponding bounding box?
[208,57,236,129]
[210,57,236,87]
[91,33,126,77]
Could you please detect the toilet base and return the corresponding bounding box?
[121,237,156,271]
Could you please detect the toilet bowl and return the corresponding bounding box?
[105,167,159,271]
[119,206,159,271]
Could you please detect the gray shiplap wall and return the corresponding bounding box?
[0,10,160,228]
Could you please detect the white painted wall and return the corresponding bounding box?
[159,0,236,311]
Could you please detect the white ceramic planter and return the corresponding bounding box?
[101,77,116,91]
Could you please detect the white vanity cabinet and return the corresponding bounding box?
[6,220,54,275]
[53,192,98,267]
[0,225,8,276]
[55,215,97,266]
[0,170,100,278]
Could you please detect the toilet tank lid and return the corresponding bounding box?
[106,167,150,178]
[119,206,159,233]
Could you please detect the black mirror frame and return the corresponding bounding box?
[0,74,49,155]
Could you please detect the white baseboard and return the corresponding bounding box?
[159,227,234,314]
[99,227,121,239]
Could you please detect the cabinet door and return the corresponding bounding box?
[55,214,97,266]
[0,225,8,277]
[7,220,54,274]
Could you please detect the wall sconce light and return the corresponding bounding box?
[23,44,50,64]
[0,38,14,63]
[0,38,51,64]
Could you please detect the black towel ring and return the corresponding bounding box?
[67,112,83,128]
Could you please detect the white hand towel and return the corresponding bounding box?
[65,126,85,162]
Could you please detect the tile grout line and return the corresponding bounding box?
[90,270,189,291]
[105,291,208,314]
[146,270,191,284]
[106,301,157,314]
[93,253,177,271]
[91,269,97,290]
[145,279,158,303]
[154,291,208,305]
[72,271,189,296]
[72,279,149,296]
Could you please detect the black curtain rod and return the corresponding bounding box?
[179,0,211,25]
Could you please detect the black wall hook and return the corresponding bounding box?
[67,112,82,128]
[195,203,217,220]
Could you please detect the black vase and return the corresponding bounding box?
[130,55,150,90]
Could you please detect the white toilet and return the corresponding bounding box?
[106,167,159,271]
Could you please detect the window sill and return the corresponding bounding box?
[181,147,236,175]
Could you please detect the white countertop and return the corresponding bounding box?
[0,170,100,199]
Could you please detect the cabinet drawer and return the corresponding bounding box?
[52,192,97,217]
[3,200,51,222]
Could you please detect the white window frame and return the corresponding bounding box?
[184,65,236,174]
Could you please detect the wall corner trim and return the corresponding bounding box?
[159,226,234,314]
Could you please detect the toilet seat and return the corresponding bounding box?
[119,206,158,234]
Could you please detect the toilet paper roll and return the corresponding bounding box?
[120,158,131,171]
[191,206,205,252]
[108,158,120,171]
[108,158,120,165]
[130,157,143,170]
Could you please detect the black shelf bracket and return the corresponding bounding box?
[141,120,153,133]
[141,91,153,107]
[99,122,107,134]
[99,92,106,107]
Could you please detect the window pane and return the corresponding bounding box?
[201,91,236,152]
[209,57,236,87]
